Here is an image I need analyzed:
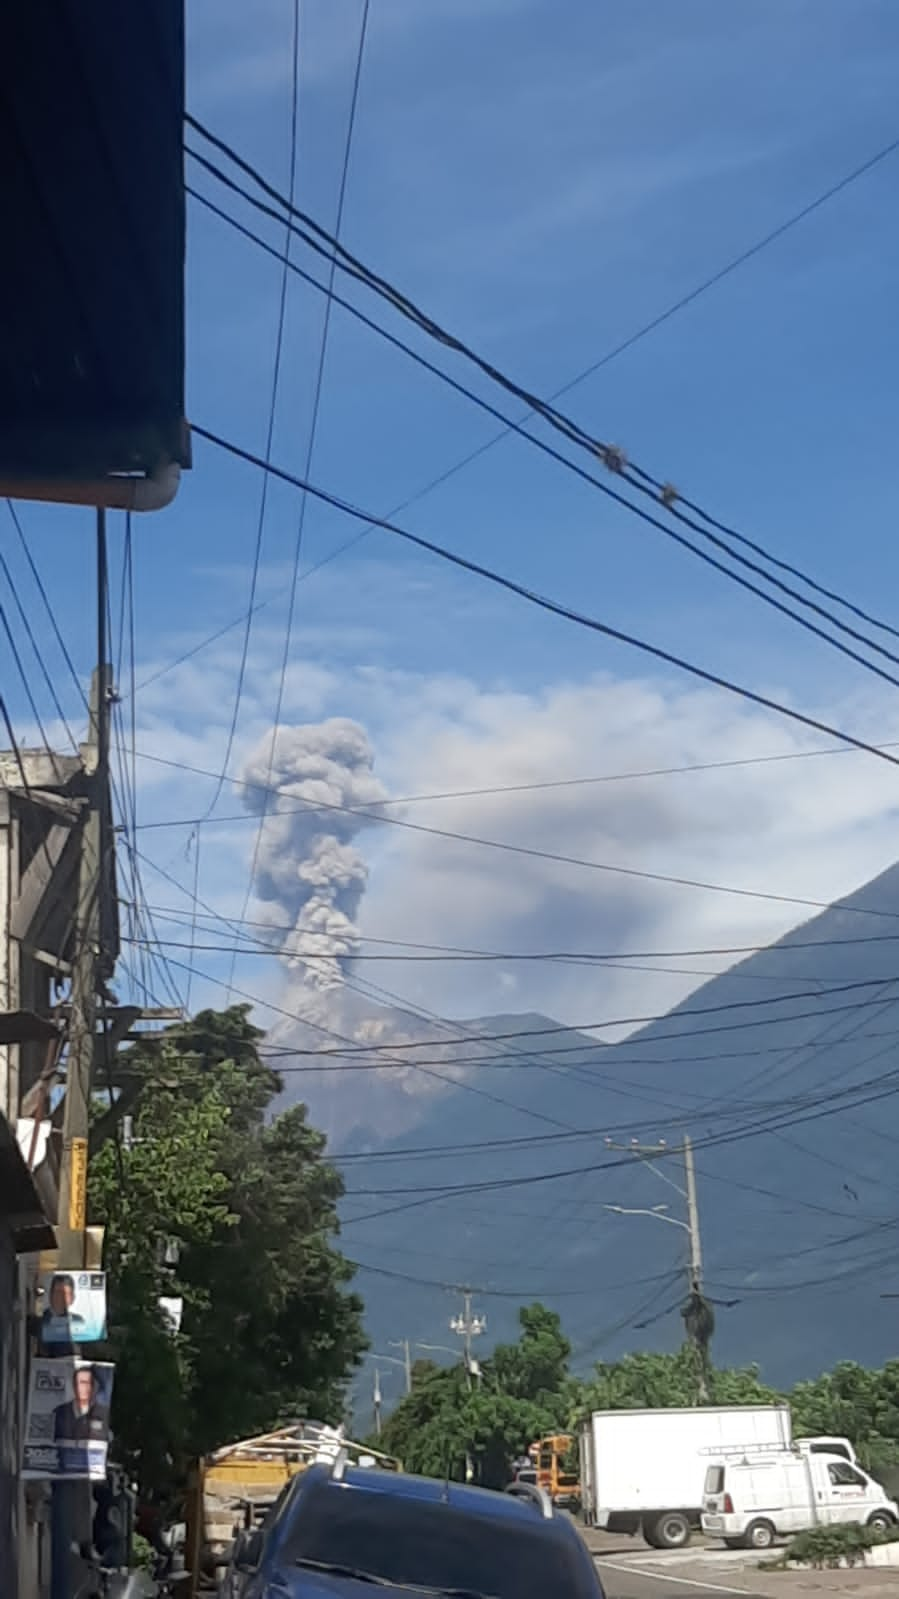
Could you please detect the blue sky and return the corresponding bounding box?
[5,0,899,1106]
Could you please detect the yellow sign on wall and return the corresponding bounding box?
[68,1138,88,1232]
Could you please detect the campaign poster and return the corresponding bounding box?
[37,1270,107,1345]
[23,1359,115,1481]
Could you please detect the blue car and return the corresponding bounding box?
[225,1455,604,1598]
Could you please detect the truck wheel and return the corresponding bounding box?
[867,1512,895,1533]
[645,1512,690,1549]
[742,1519,775,1550]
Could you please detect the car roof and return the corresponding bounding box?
[301,1464,572,1533]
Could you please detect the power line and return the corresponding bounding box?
[230,0,370,997]
[185,121,899,666]
[200,0,301,820]
[252,1014,899,1073]
[127,935,899,1059]
[186,163,899,691]
[218,129,899,615]
[341,1071,899,1200]
[125,931,874,990]
[190,426,899,777]
[138,902,899,963]
[132,852,577,1133]
[133,736,899,819]
[205,976,899,1055]
[133,744,899,923]
[150,120,899,705]
[5,502,87,710]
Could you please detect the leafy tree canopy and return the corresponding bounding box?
[89,1005,367,1497]
[378,1304,572,1488]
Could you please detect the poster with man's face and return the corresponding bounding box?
[37,1270,106,1344]
[23,1358,114,1480]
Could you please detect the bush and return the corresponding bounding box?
[783,1521,899,1569]
[131,1533,155,1573]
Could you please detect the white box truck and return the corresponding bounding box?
[702,1446,897,1549]
[578,1405,854,1548]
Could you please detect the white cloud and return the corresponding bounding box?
[120,608,899,1144]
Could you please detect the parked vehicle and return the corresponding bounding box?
[184,1421,400,1593]
[577,1402,858,1549]
[701,1447,898,1549]
[224,1455,604,1597]
[533,1433,581,1509]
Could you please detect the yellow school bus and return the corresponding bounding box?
[534,1433,580,1508]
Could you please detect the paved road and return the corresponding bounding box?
[595,1554,764,1599]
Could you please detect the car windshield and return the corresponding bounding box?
[282,1482,593,1598]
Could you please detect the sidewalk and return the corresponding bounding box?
[583,1527,899,1596]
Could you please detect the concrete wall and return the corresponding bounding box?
[0,1224,19,1598]
[0,792,12,1120]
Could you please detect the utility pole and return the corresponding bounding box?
[373,1367,382,1437]
[53,512,113,1599]
[604,1135,711,1402]
[389,1339,412,1395]
[683,1134,703,1293]
[450,1290,486,1390]
[57,666,105,1261]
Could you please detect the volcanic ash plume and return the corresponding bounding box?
[241,718,388,992]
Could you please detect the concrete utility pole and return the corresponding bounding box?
[53,513,115,1599]
[52,659,110,1599]
[389,1339,412,1395]
[604,1135,710,1401]
[450,1291,486,1390]
[57,667,105,1262]
[373,1367,382,1437]
[683,1134,703,1294]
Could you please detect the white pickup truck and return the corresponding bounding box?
[578,1404,857,1549]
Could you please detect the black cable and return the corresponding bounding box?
[125,1013,899,1073]
[181,975,899,1057]
[132,745,899,924]
[130,938,899,1068]
[192,131,899,630]
[151,177,899,704]
[134,771,897,921]
[190,425,899,778]
[0,603,69,800]
[185,124,899,661]
[135,734,899,818]
[341,1072,899,1201]
[186,174,899,694]
[138,904,899,963]
[200,0,301,820]
[0,551,79,754]
[6,503,87,709]
[127,930,870,990]
[229,0,370,996]
[133,851,576,1134]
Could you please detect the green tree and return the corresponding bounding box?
[790,1362,899,1478]
[379,1303,572,1488]
[572,1346,780,1419]
[89,1006,367,1494]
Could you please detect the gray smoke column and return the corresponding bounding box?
[241,718,388,992]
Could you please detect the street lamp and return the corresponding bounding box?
[603,1203,691,1233]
